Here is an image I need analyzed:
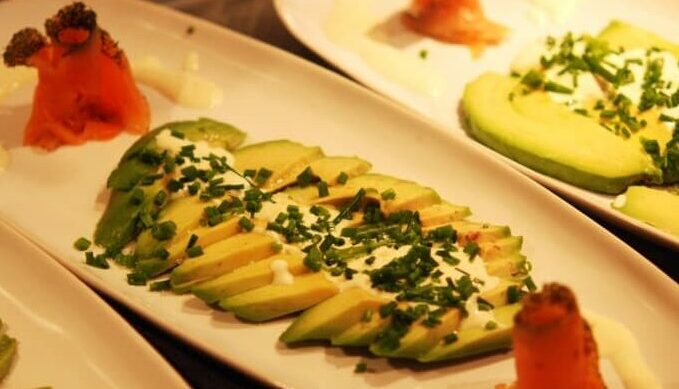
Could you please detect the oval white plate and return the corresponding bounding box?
[273,0,679,251]
[0,0,678,387]
[0,220,188,389]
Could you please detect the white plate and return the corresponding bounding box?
[273,0,679,251]
[0,0,678,387]
[0,220,188,389]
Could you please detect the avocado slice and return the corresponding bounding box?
[233,140,324,190]
[370,308,461,359]
[330,312,391,347]
[479,236,523,261]
[280,287,387,343]
[598,20,679,57]
[418,202,471,227]
[135,196,206,259]
[94,182,163,252]
[219,273,339,322]
[418,303,521,362]
[485,253,528,279]
[463,72,658,194]
[170,232,277,293]
[193,253,307,303]
[429,220,511,243]
[613,186,679,237]
[0,334,17,382]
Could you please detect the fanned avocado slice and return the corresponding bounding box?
[419,303,521,362]
[193,253,307,304]
[280,288,387,343]
[219,273,339,322]
[171,232,277,293]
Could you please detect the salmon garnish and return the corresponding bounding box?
[403,0,506,55]
[503,283,606,389]
[3,2,150,150]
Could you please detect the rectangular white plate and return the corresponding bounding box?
[0,0,678,387]
[273,0,679,251]
[0,219,188,389]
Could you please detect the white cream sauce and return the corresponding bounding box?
[612,194,627,209]
[132,52,223,109]
[155,129,247,198]
[270,259,295,285]
[0,63,36,102]
[586,311,661,389]
[324,0,445,97]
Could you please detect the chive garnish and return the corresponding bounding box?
[239,216,254,232]
[296,167,315,187]
[380,188,396,201]
[336,171,348,184]
[74,237,91,251]
[317,181,329,198]
[186,245,204,258]
[149,279,172,291]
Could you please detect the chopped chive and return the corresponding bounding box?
[154,190,168,206]
[296,166,315,187]
[129,188,145,205]
[186,245,204,258]
[336,172,348,185]
[85,252,109,269]
[484,321,498,330]
[254,168,273,186]
[380,188,396,200]
[272,242,283,253]
[152,221,177,241]
[544,81,573,94]
[73,237,91,251]
[419,49,428,59]
[317,181,329,198]
[361,308,374,322]
[243,169,256,179]
[186,234,199,249]
[463,241,480,261]
[149,279,172,291]
[170,129,185,139]
[507,285,521,304]
[127,272,148,286]
[523,276,537,292]
[239,216,254,232]
[354,361,368,373]
[167,179,184,192]
[443,332,458,344]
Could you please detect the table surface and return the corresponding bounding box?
[103,1,678,388]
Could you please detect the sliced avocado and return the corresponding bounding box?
[308,156,372,185]
[480,279,521,307]
[330,311,391,347]
[219,273,339,322]
[370,308,461,359]
[598,20,679,57]
[485,253,527,278]
[193,253,307,303]
[418,202,471,227]
[479,236,523,261]
[463,73,659,194]
[233,140,324,190]
[0,334,17,382]
[280,288,387,343]
[135,215,243,278]
[135,196,206,259]
[433,221,511,244]
[613,186,679,237]
[94,182,163,252]
[418,303,521,362]
[295,173,441,214]
[170,232,277,293]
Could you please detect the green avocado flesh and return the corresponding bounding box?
[0,321,17,382]
[462,20,679,194]
[613,186,679,237]
[463,73,657,194]
[92,122,535,363]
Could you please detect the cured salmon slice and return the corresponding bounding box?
[3,2,150,150]
[403,0,506,54]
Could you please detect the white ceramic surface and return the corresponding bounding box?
[273,0,679,251]
[0,0,678,387]
[0,221,188,389]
